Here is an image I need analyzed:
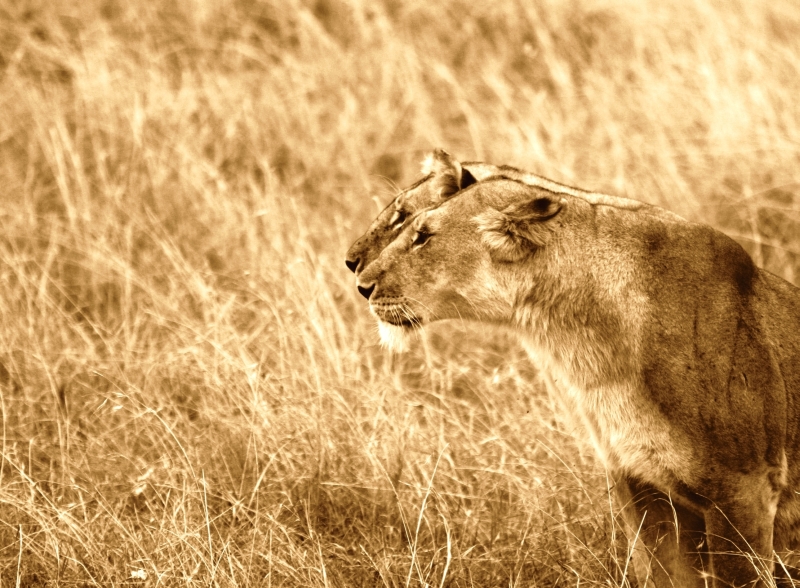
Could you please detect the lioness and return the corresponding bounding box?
[352,157,800,587]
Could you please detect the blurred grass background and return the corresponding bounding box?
[0,0,798,585]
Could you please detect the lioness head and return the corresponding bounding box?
[345,149,479,276]
[356,177,571,351]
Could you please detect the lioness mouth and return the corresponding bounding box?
[371,305,420,328]
[385,316,419,328]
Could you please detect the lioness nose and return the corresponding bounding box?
[357,283,375,300]
[345,257,359,273]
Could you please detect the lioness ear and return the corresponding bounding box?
[475,190,564,261]
[422,149,475,200]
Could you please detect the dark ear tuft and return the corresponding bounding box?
[528,196,562,219]
[459,168,477,190]
[503,192,563,222]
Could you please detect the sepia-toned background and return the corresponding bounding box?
[0,0,798,584]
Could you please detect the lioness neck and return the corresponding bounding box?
[504,220,646,389]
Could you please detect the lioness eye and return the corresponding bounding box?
[412,231,432,247]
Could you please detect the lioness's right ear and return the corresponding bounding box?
[475,190,564,262]
[422,149,476,200]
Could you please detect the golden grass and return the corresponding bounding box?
[0,0,798,585]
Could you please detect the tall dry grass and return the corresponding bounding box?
[0,0,798,585]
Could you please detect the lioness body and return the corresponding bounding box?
[348,152,800,585]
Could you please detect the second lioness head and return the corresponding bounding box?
[345,149,484,277]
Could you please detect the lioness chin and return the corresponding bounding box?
[349,153,800,587]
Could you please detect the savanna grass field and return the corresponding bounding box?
[1,0,800,585]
